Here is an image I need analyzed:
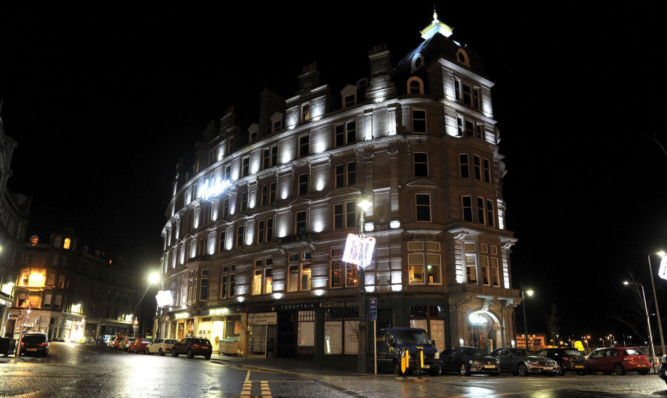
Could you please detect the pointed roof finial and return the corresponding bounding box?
[421,9,453,40]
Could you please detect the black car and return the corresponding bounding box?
[536,348,586,375]
[491,348,558,376]
[172,338,212,359]
[659,355,667,385]
[440,346,500,376]
[20,333,49,357]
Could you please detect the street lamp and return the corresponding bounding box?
[623,281,657,373]
[648,252,666,358]
[521,289,534,349]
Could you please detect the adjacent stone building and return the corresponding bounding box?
[8,232,139,341]
[157,14,521,368]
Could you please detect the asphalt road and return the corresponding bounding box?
[1,342,666,397]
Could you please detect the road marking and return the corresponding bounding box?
[239,371,273,397]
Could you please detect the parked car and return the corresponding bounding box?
[108,335,124,349]
[118,337,137,351]
[537,348,586,375]
[490,348,558,376]
[146,338,177,356]
[20,333,49,357]
[659,355,667,385]
[129,338,152,353]
[585,347,650,375]
[376,327,441,376]
[172,338,212,359]
[440,346,500,376]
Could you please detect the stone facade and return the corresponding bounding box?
[158,14,521,367]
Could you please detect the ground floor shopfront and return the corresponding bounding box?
[157,291,519,368]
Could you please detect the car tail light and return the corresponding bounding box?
[193,344,201,349]
[40,343,48,347]
[563,356,569,362]
[20,342,24,347]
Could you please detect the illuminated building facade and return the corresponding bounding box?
[0,104,30,338]
[158,14,520,366]
[8,232,138,341]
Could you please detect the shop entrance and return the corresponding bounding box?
[467,311,495,351]
[277,311,296,358]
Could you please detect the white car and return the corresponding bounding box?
[146,338,177,356]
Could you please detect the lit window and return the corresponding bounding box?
[412,109,427,134]
[464,243,477,284]
[301,103,310,122]
[288,252,311,292]
[63,238,71,250]
[330,249,358,288]
[408,241,441,285]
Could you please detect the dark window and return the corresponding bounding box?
[414,153,428,177]
[459,154,469,179]
[295,211,307,235]
[299,135,309,158]
[412,110,427,133]
[462,196,473,222]
[298,174,308,196]
[416,194,431,221]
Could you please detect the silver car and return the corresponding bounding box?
[146,338,177,356]
[491,348,559,376]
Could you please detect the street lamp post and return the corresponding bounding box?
[521,289,534,349]
[624,281,657,373]
[648,252,666,358]
[356,198,372,374]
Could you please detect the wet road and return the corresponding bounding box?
[1,342,666,397]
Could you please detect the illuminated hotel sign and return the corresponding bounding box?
[198,178,232,200]
[342,233,376,268]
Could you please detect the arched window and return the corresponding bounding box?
[407,77,424,95]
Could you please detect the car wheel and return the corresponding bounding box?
[614,364,625,375]
[459,363,470,376]
[172,350,178,357]
[205,354,211,360]
[159,348,164,356]
[518,363,529,376]
[187,349,194,359]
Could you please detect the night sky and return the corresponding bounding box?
[1,3,666,344]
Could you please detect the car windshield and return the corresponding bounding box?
[510,349,529,356]
[461,347,484,356]
[195,339,210,345]
[394,330,431,345]
[23,335,46,343]
[624,348,645,356]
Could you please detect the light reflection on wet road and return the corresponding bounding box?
[1,343,666,397]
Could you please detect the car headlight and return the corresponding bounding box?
[434,351,440,359]
[468,360,481,367]
[527,360,539,366]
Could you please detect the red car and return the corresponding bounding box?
[129,338,152,353]
[585,347,651,375]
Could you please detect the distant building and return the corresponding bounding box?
[7,232,139,341]
[0,101,30,338]
[157,13,521,367]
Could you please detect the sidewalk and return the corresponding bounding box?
[212,353,388,378]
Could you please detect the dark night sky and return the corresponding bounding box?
[1,3,666,342]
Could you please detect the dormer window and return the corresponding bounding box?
[271,112,283,133]
[340,85,357,108]
[407,77,424,95]
[248,124,259,143]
